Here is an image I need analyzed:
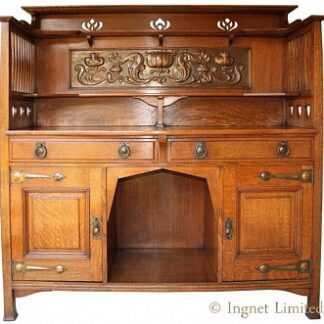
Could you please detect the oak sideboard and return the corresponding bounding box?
[0,5,323,320]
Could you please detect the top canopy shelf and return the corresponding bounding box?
[2,5,322,40]
[22,5,299,15]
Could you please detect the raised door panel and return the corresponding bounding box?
[10,167,103,282]
[238,191,299,256]
[24,190,88,257]
[223,166,312,281]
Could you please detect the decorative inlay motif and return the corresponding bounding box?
[81,18,104,31]
[71,48,250,88]
[217,18,239,32]
[149,18,171,31]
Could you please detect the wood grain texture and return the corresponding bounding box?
[34,37,283,95]
[0,6,323,320]
[286,32,312,93]
[286,98,313,128]
[164,97,284,126]
[11,278,311,293]
[1,21,18,321]
[10,138,157,162]
[168,138,312,161]
[35,98,156,127]
[223,165,313,282]
[70,48,250,88]
[306,21,323,318]
[10,167,103,282]
[111,170,207,249]
[30,8,289,33]
[238,190,299,255]
[25,191,87,252]
[109,249,217,283]
[9,99,34,130]
[10,32,35,93]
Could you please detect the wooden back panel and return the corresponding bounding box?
[34,97,284,127]
[35,37,284,94]
[286,31,312,93]
[35,98,156,127]
[111,170,207,249]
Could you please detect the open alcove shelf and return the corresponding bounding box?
[107,170,217,284]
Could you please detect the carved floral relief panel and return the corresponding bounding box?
[71,48,250,88]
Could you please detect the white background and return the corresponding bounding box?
[0,1,324,323]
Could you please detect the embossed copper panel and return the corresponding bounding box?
[71,48,250,88]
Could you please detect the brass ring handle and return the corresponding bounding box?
[277,141,290,157]
[195,142,208,159]
[257,260,311,274]
[118,143,130,159]
[259,169,313,183]
[34,142,47,159]
[11,171,65,184]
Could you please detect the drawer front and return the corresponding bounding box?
[168,138,312,161]
[10,139,156,162]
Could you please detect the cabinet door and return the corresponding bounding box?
[223,165,313,281]
[10,167,103,282]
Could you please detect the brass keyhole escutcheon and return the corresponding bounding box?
[224,218,233,240]
[92,217,101,238]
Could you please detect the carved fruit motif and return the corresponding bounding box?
[146,51,174,68]
[215,52,234,66]
[84,53,105,68]
[72,49,248,87]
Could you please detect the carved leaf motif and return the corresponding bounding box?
[217,18,239,32]
[74,52,107,85]
[81,18,104,31]
[149,18,171,31]
[71,49,249,87]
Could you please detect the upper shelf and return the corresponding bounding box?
[2,5,323,40]
[18,91,312,99]
[28,27,303,39]
[22,5,299,15]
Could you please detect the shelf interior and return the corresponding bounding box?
[109,249,216,283]
[107,170,218,284]
[10,93,314,132]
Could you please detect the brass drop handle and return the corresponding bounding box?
[224,218,233,240]
[92,217,101,238]
[259,169,313,183]
[195,142,208,159]
[13,262,66,274]
[257,260,311,274]
[118,143,130,159]
[34,142,47,159]
[277,141,290,157]
[11,171,65,184]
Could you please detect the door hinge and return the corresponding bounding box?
[12,262,66,274]
[257,259,312,274]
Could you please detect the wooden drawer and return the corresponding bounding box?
[168,138,313,161]
[10,139,156,162]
